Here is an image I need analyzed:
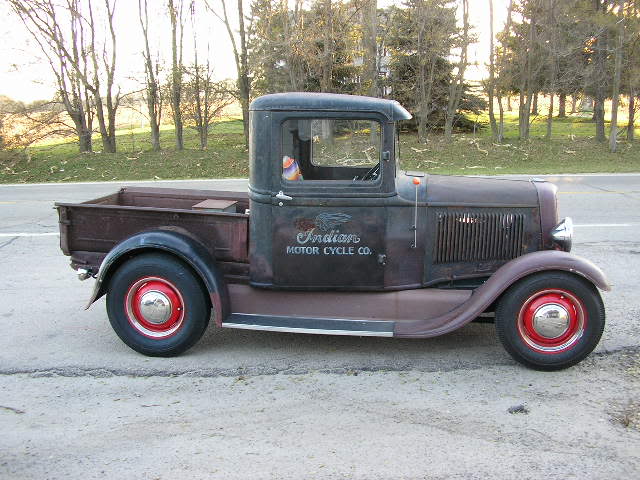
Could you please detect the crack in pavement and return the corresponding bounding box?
[583,181,640,203]
[0,236,19,250]
[1,345,637,379]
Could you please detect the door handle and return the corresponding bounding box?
[275,191,293,201]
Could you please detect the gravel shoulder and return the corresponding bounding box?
[1,350,639,480]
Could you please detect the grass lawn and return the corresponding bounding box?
[1,112,639,184]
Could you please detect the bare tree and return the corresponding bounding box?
[487,0,498,140]
[169,0,185,150]
[517,2,540,140]
[444,0,470,139]
[8,0,98,152]
[86,0,120,153]
[362,0,378,97]
[545,0,557,140]
[321,0,334,93]
[0,98,69,152]
[138,0,162,151]
[592,0,608,143]
[11,0,121,153]
[185,4,234,149]
[626,1,639,141]
[210,0,251,146]
[496,0,514,142]
[609,0,625,152]
[184,63,234,149]
[278,0,306,91]
[557,92,567,117]
[412,0,451,142]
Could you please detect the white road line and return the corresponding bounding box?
[0,232,60,237]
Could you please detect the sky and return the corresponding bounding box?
[0,0,511,103]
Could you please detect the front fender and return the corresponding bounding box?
[395,250,610,338]
[85,230,229,325]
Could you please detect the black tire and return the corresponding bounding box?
[495,271,605,371]
[106,252,210,357]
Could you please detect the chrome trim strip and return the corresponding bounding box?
[221,322,394,337]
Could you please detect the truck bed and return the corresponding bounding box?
[56,186,250,281]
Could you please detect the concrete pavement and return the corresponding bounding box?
[1,175,639,479]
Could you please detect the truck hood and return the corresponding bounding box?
[398,173,540,207]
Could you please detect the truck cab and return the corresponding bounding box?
[57,92,609,370]
[249,93,406,289]
[249,93,544,292]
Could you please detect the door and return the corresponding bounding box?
[271,116,389,289]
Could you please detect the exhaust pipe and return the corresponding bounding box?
[77,268,92,281]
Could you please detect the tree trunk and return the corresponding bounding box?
[218,0,251,147]
[593,98,605,142]
[139,0,161,151]
[558,92,567,117]
[86,0,118,153]
[201,125,208,150]
[571,93,578,114]
[545,0,556,140]
[78,129,92,152]
[444,0,469,139]
[594,0,606,143]
[609,0,624,153]
[169,0,184,150]
[237,0,250,146]
[546,94,554,139]
[507,96,512,111]
[628,94,636,142]
[487,0,498,140]
[321,0,333,93]
[93,96,113,153]
[496,0,513,143]
[497,95,505,142]
[69,111,92,152]
[418,56,437,143]
[531,93,539,115]
[518,12,536,140]
[363,0,378,97]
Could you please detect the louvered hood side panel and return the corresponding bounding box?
[424,207,541,286]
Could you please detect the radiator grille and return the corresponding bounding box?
[435,211,525,264]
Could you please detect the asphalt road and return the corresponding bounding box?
[1,174,639,479]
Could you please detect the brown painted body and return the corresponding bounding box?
[56,182,608,338]
[56,93,609,341]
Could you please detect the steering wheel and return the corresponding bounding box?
[355,163,380,181]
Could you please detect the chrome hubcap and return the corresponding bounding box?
[532,303,570,339]
[138,290,172,324]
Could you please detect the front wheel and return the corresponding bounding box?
[106,253,210,356]
[495,272,605,371]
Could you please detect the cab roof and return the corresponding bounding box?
[250,92,412,121]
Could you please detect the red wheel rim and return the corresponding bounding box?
[124,276,185,339]
[517,289,587,354]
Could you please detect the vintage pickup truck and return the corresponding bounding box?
[56,92,609,370]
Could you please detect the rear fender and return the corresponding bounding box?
[86,230,229,326]
[395,250,609,338]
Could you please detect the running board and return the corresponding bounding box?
[222,314,395,337]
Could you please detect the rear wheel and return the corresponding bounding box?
[106,253,210,356]
[495,272,605,370]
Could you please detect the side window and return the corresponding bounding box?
[282,118,381,182]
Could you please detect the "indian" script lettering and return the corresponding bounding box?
[296,230,361,245]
